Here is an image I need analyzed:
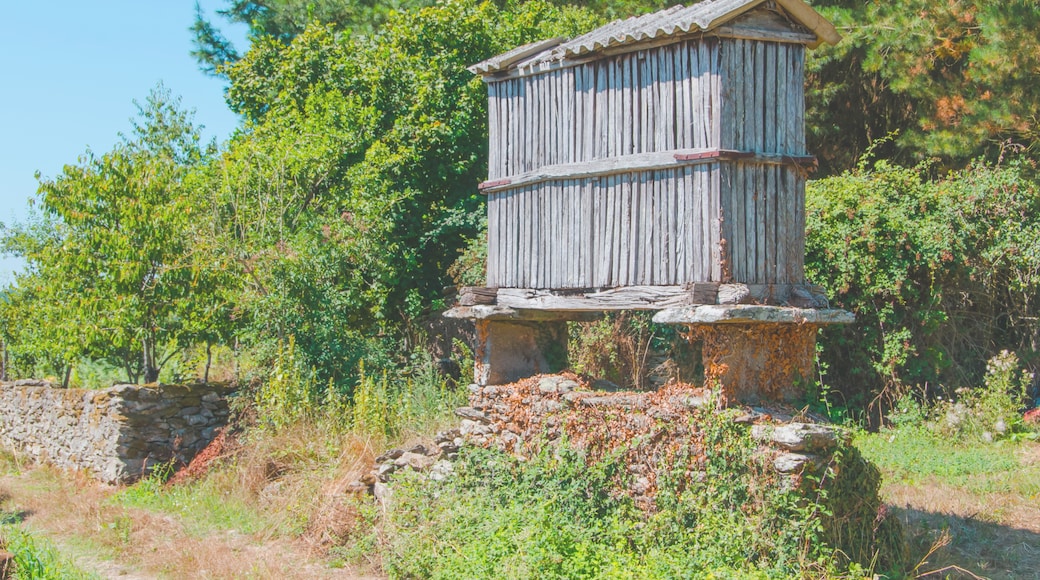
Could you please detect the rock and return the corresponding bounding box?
[429,460,454,481]
[375,448,405,463]
[455,407,490,423]
[774,453,815,473]
[531,400,565,415]
[768,423,840,452]
[669,394,710,409]
[394,452,438,471]
[538,376,580,395]
[377,463,397,481]
[460,419,491,437]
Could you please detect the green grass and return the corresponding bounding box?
[114,466,275,537]
[0,524,100,580]
[856,427,1040,496]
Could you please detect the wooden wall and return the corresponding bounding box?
[485,35,809,289]
[486,39,722,181]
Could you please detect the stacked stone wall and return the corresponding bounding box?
[0,381,231,483]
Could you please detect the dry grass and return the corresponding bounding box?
[0,432,386,579]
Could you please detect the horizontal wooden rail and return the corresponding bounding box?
[478,148,816,193]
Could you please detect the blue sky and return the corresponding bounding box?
[0,1,249,284]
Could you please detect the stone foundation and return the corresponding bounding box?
[0,381,232,483]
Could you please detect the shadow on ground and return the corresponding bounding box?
[899,506,1040,579]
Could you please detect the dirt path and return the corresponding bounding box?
[0,466,383,580]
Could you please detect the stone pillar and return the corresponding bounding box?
[689,323,817,403]
[653,305,854,404]
[444,305,600,387]
[473,320,568,386]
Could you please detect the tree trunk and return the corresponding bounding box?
[62,365,72,389]
[1,338,7,381]
[203,342,212,384]
[142,335,159,384]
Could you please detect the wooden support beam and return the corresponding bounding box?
[458,283,830,311]
[478,148,817,193]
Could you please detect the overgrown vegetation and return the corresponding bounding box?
[806,158,1040,419]
[0,524,99,580]
[370,408,901,579]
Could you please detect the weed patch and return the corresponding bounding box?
[369,408,901,579]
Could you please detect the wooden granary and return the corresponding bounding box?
[449,0,852,401]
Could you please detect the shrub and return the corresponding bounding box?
[806,158,1040,417]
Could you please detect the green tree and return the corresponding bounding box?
[191,0,432,75]
[808,0,1040,172]
[805,157,1040,413]
[199,0,600,387]
[1,87,231,383]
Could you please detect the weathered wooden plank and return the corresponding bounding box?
[793,46,806,154]
[710,162,722,280]
[729,162,744,281]
[666,169,677,284]
[754,41,765,153]
[690,165,701,281]
[613,174,623,284]
[488,82,500,180]
[530,187,536,288]
[501,189,512,286]
[582,179,594,287]
[710,40,722,149]
[794,174,806,282]
[496,284,721,311]
[548,181,557,287]
[509,79,519,176]
[478,147,709,192]
[782,166,798,284]
[675,166,687,282]
[778,165,788,284]
[765,41,777,155]
[674,45,686,151]
[487,194,498,285]
[595,62,609,159]
[563,67,574,164]
[459,286,499,306]
[648,171,658,284]
[714,25,819,45]
[620,54,632,156]
[616,175,629,285]
[743,163,756,283]
[662,46,676,151]
[755,164,767,284]
[764,162,775,284]
[776,43,789,154]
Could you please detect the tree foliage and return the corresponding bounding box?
[806,156,1040,412]
[0,88,230,383]
[808,0,1040,172]
[191,0,601,387]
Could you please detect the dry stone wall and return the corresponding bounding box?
[0,381,231,483]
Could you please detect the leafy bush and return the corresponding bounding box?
[930,350,1036,442]
[373,410,897,578]
[806,158,1040,416]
